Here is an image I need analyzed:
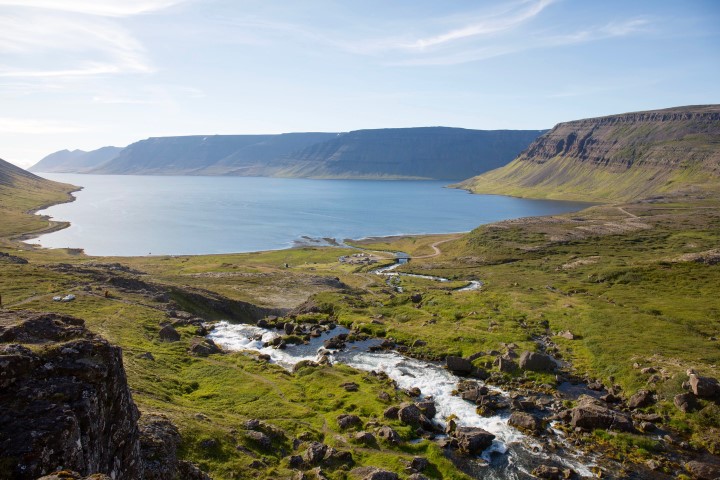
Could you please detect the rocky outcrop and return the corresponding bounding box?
[518,351,557,372]
[458,105,720,201]
[0,311,142,479]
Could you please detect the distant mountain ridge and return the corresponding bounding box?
[31,127,545,180]
[29,147,122,173]
[457,105,720,201]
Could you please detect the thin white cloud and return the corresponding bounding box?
[0,0,186,17]
[388,17,654,66]
[0,117,89,134]
[0,12,153,78]
[401,0,555,50]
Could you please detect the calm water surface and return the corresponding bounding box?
[32,174,590,256]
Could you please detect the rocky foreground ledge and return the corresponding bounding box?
[0,310,209,480]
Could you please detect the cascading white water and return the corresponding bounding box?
[208,321,596,479]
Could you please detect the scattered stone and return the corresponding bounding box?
[446,355,473,374]
[412,339,427,347]
[337,414,362,430]
[499,357,518,373]
[341,382,359,392]
[376,426,401,445]
[568,395,634,432]
[189,337,222,356]
[138,351,155,361]
[407,387,422,397]
[363,469,399,480]
[674,392,699,413]
[383,406,400,419]
[454,426,495,454]
[377,391,391,402]
[397,403,423,426]
[353,431,375,445]
[303,442,328,465]
[686,456,720,480]
[245,430,272,450]
[689,374,720,399]
[323,335,347,350]
[410,293,423,303]
[557,331,575,340]
[410,456,430,472]
[508,411,544,434]
[518,351,557,372]
[158,324,180,342]
[531,464,563,479]
[640,367,657,375]
[628,389,654,409]
[417,400,436,419]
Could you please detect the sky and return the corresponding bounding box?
[1,0,719,168]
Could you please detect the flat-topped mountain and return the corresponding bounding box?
[29,146,122,173]
[457,105,720,201]
[32,128,544,180]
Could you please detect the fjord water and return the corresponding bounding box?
[33,174,589,256]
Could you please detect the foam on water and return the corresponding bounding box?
[209,321,596,478]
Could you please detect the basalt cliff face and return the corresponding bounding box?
[0,311,142,479]
[458,105,720,201]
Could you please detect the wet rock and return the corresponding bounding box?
[569,395,634,432]
[407,386,422,397]
[674,392,699,413]
[628,389,654,409]
[337,414,362,430]
[0,311,143,480]
[686,456,720,480]
[454,426,495,454]
[446,355,473,374]
[323,334,347,350]
[508,411,544,434]
[460,387,489,403]
[531,464,563,479]
[519,351,557,372]
[689,374,720,399]
[159,324,181,342]
[376,426,401,445]
[417,400,436,419]
[189,337,222,356]
[397,403,423,426]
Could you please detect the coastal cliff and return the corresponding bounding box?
[457,105,720,201]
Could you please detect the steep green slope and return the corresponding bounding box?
[0,158,77,238]
[457,105,720,201]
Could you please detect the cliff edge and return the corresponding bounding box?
[457,105,720,201]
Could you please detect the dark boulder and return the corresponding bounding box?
[245,430,272,449]
[383,406,400,419]
[353,431,376,445]
[518,351,557,372]
[303,442,328,465]
[689,374,720,399]
[159,324,181,342]
[686,456,720,480]
[508,411,544,434]
[454,426,495,454]
[446,355,473,374]
[410,456,429,472]
[337,414,362,430]
[674,392,699,413]
[417,400,436,419]
[376,426,401,445]
[189,337,222,356]
[628,389,654,409]
[397,403,423,426]
[569,395,634,432]
[363,469,399,480]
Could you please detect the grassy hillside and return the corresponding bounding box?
[0,158,78,239]
[457,105,720,201]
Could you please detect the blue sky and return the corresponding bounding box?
[1,0,719,167]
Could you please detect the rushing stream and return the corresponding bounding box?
[208,321,598,480]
